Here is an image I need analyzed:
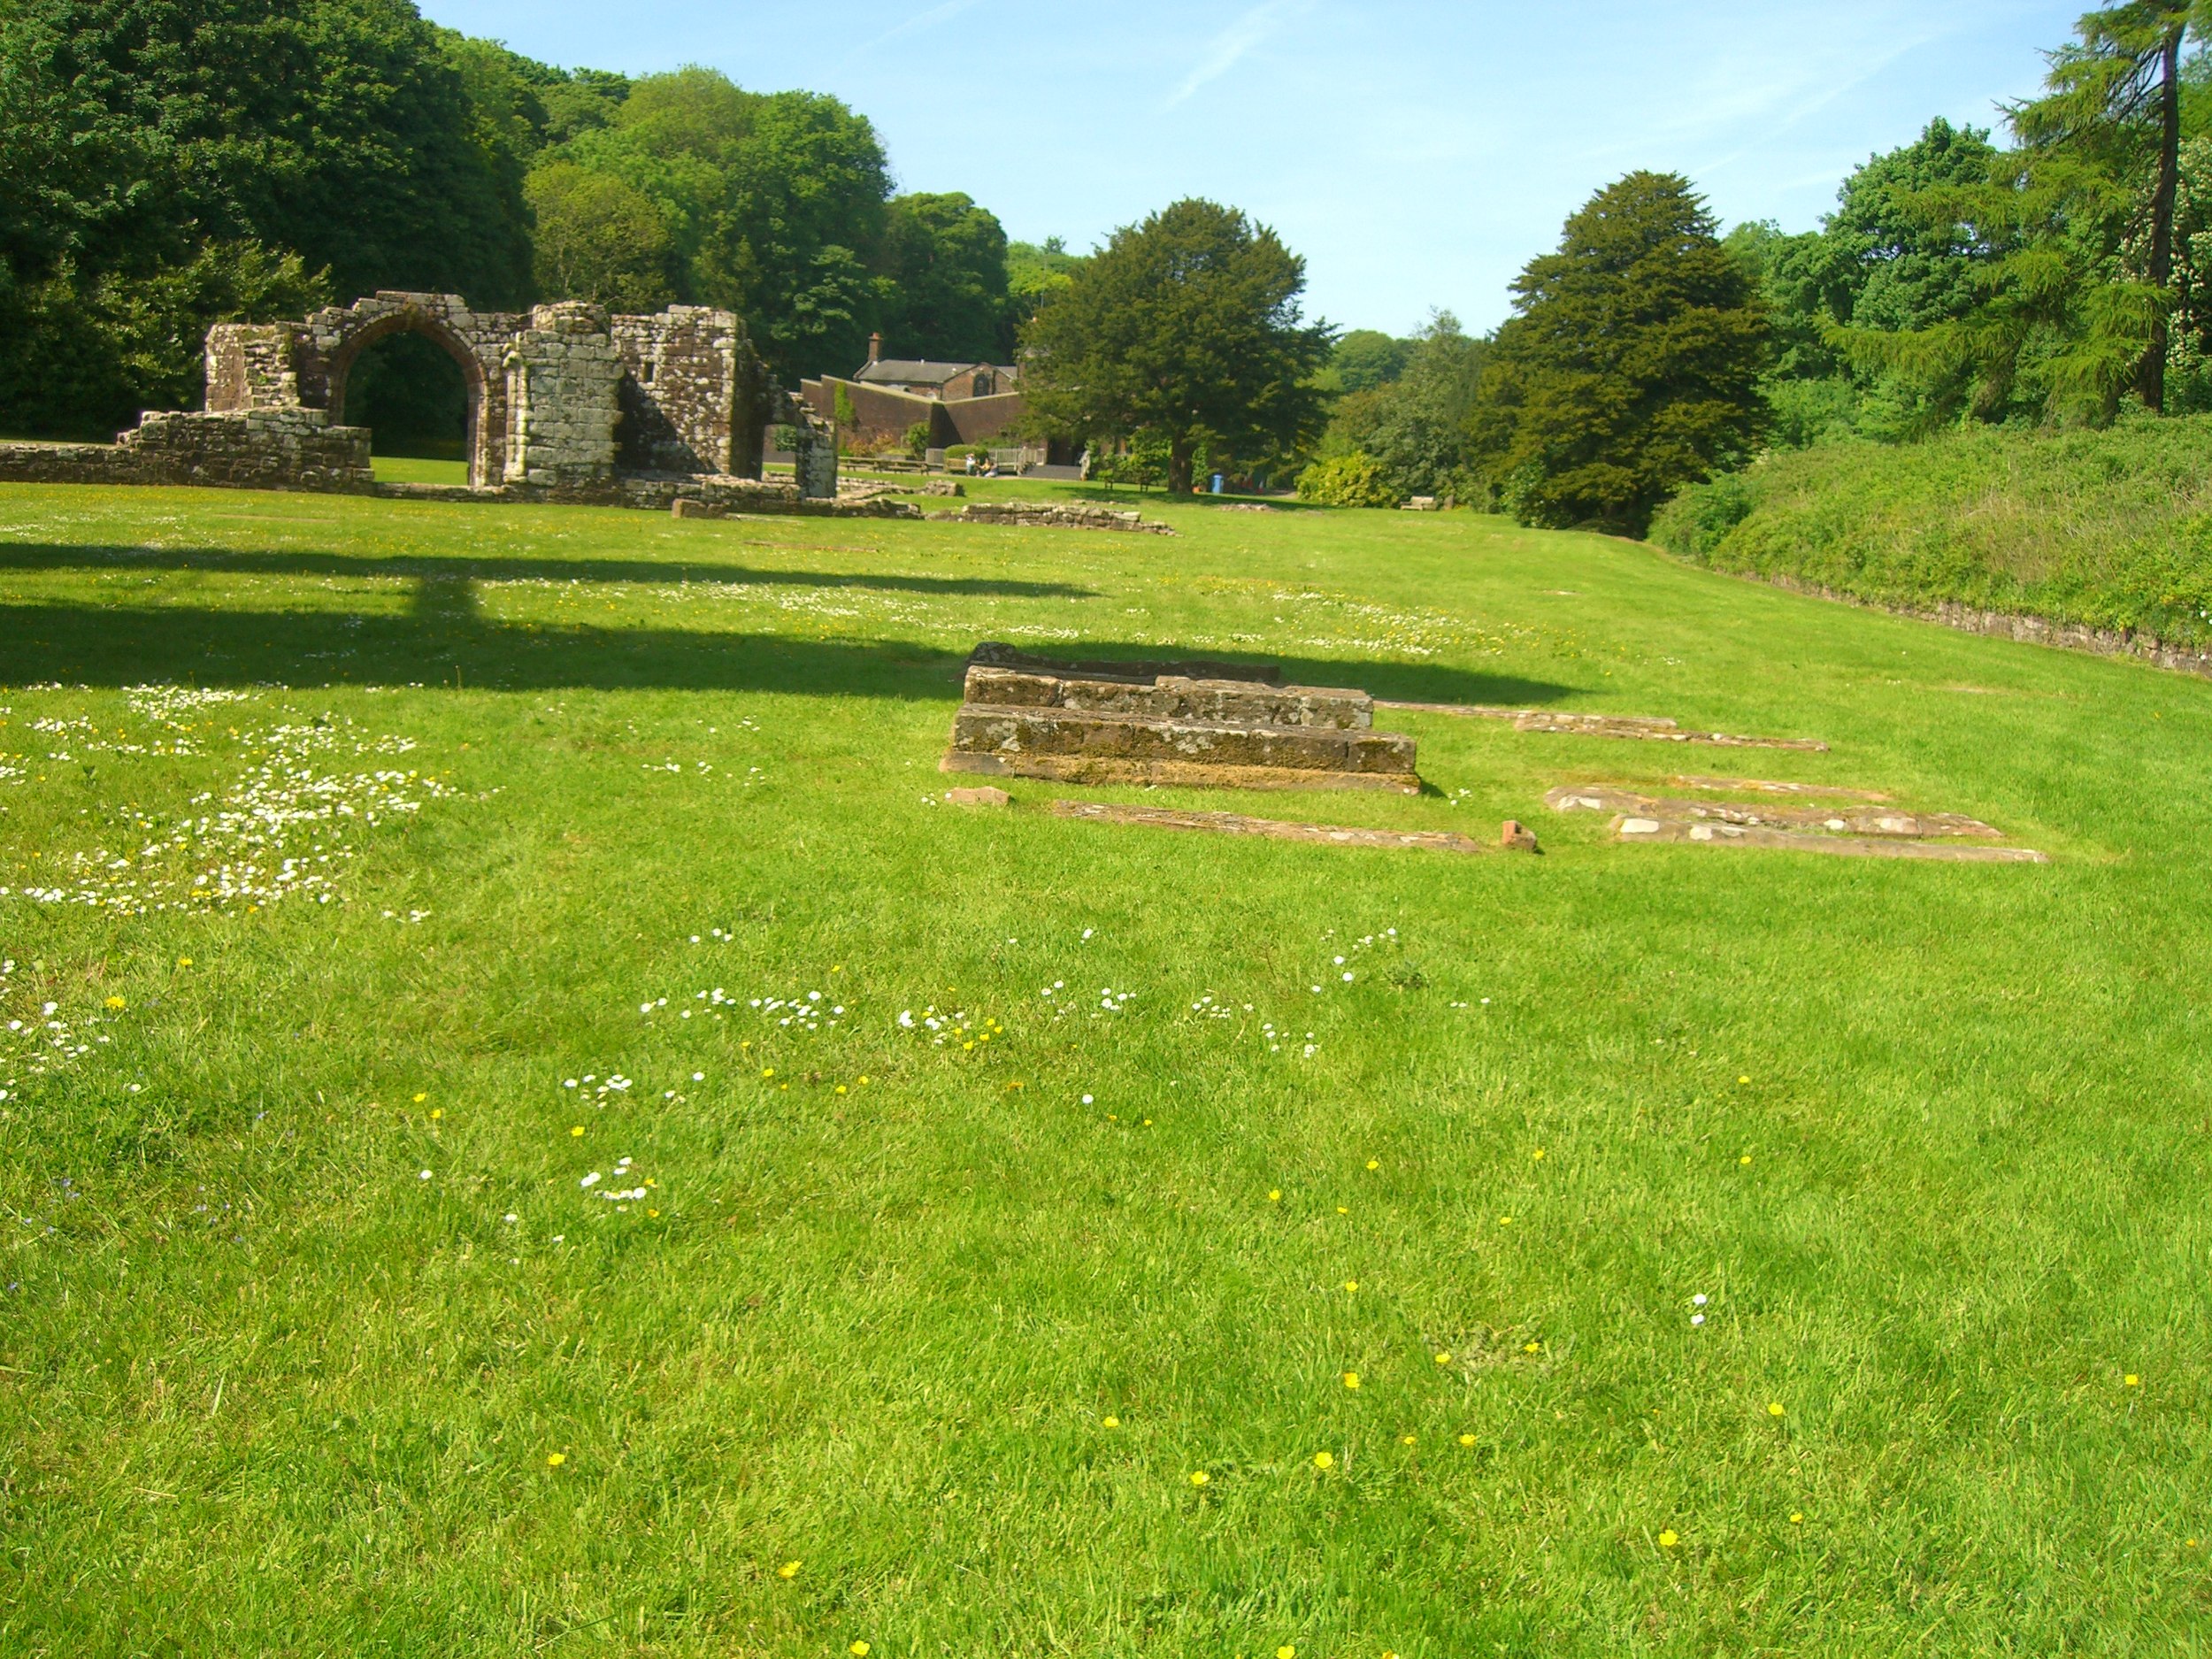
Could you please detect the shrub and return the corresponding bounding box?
[1649,471,1755,558]
[1296,451,1402,508]
[904,422,933,460]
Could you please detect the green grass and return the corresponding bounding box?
[0,482,2206,1655]
[1652,415,2212,647]
[371,453,472,485]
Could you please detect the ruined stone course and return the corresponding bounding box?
[943,658,1420,793]
[0,291,839,506]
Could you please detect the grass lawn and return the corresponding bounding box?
[0,480,2205,1655]
[371,453,472,486]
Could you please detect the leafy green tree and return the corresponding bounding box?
[1331,329,1411,391]
[525,163,675,311]
[874,193,1012,363]
[1295,451,1401,507]
[1731,119,2011,442]
[553,69,891,380]
[1020,199,1332,495]
[1470,172,1768,535]
[1318,313,1487,497]
[0,0,537,434]
[2011,1,2199,408]
[1006,237,1084,333]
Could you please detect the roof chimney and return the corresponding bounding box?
[866,331,882,365]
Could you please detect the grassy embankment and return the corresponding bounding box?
[0,479,2207,1655]
[1653,415,2212,649]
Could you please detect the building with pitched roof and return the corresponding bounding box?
[799,334,1076,466]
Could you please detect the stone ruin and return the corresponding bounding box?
[941,643,1421,793]
[0,292,846,510]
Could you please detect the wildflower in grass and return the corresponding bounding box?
[1498,1216,1513,1226]
[418,1170,433,1181]
[413,1093,426,1103]
[547,1452,565,1467]
[571,1126,584,1137]
[779,1561,800,1579]
[1738,1075,1750,1085]
[851,1644,870,1656]
[1269,1189,1282,1202]
[763,1068,773,1078]
[1458,1433,1476,1447]
[1790,1512,1804,1525]
[104,995,126,1010]
[1523,1341,1540,1355]
[1740,1155,1753,1166]
[1343,1371,1360,1390]
[1343,1280,1358,1294]
[1102,1416,1119,1428]
[1769,1402,1785,1418]
[1532,1148,1545,1160]
[1189,1471,1209,1486]
[430,1109,442,1120]
[1336,1206,1348,1216]
[1365,1159,1379,1171]
[1279,1647,1296,1659]
[2125,1373,2141,1387]
[1312,1451,1333,1470]
[1434,1351,1451,1365]
[1401,1433,1416,1446]
[178,957,191,967]
[1658,1530,1678,1548]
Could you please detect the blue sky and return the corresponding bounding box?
[419,0,2084,337]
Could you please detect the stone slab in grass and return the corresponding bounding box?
[945,707,1418,792]
[1613,815,2048,863]
[964,665,1372,731]
[1376,698,1827,750]
[1051,799,1487,853]
[1546,785,2001,840]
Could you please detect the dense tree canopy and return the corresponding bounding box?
[0,0,1017,434]
[1020,200,1333,495]
[0,0,535,434]
[1471,172,1768,535]
[874,193,1013,364]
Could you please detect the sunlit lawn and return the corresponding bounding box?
[0,479,2205,1655]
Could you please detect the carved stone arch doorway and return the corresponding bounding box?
[324,308,499,488]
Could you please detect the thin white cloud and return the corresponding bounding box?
[1164,0,1317,110]
[847,0,986,61]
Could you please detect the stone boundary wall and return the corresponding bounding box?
[1711,565,2212,682]
[0,410,370,493]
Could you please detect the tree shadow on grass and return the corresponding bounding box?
[0,541,1094,600]
[0,601,1580,707]
[0,541,1579,703]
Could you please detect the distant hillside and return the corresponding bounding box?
[1652,419,2212,657]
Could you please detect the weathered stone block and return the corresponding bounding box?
[962,665,1372,730]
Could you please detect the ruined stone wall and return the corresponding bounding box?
[612,306,762,477]
[0,409,369,491]
[204,324,303,412]
[502,303,621,488]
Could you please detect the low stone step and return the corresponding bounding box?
[944,706,1418,792]
[964,665,1371,730]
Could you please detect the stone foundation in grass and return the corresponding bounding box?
[944,654,1420,793]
